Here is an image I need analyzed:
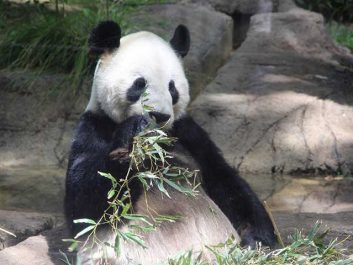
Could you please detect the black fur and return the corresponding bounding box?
[148,111,171,124]
[170,25,190,58]
[126,77,147,103]
[171,115,277,248]
[65,111,276,247]
[65,112,147,234]
[88,21,121,56]
[169,80,179,105]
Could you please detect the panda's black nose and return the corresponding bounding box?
[149,111,171,124]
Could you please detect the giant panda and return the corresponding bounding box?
[65,21,276,264]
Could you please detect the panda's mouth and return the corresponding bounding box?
[148,111,171,124]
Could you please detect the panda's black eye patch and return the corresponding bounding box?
[169,80,179,105]
[127,77,147,103]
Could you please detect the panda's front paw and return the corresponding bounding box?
[109,147,130,163]
[114,115,150,145]
[239,223,277,249]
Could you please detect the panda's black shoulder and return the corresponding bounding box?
[75,111,116,139]
[170,115,219,153]
[68,111,117,161]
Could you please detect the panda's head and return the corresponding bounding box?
[86,21,190,128]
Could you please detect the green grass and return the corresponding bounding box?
[61,221,353,265]
[328,22,353,52]
[0,0,169,93]
[167,222,353,265]
[295,0,353,22]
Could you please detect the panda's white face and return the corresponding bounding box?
[87,31,190,128]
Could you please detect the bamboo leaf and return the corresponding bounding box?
[73,218,96,225]
[114,234,121,257]
[156,180,170,198]
[98,171,117,184]
[0,227,16,237]
[164,178,194,195]
[120,231,147,249]
[74,225,95,239]
[124,214,153,226]
[107,189,115,199]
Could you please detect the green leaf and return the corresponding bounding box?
[98,171,117,184]
[62,239,80,252]
[153,143,164,162]
[120,231,147,249]
[121,203,131,216]
[128,224,155,233]
[59,250,72,265]
[155,214,181,223]
[164,178,194,195]
[74,225,95,239]
[138,171,158,179]
[73,218,96,225]
[107,189,115,199]
[156,180,170,198]
[114,234,121,257]
[137,175,149,189]
[124,214,153,226]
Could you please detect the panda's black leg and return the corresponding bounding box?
[171,115,277,248]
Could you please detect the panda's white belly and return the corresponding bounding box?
[79,187,240,265]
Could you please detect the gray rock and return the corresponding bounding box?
[0,225,71,265]
[277,0,298,12]
[127,3,233,99]
[0,166,65,213]
[266,176,353,213]
[274,211,353,250]
[0,210,56,250]
[190,8,353,174]
[0,72,85,169]
[180,0,274,15]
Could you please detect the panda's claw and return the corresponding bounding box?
[239,223,277,249]
[109,147,130,162]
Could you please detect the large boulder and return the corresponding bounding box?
[0,225,70,265]
[0,166,65,213]
[274,211,353,250]
[0,210,55,250]
[180,0,274,15]
[0,73,83,169]
[190,8,353,174]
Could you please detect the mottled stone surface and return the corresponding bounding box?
[0,225,71,265]
[0,210,55,250]
[274,211,353,250]
[0,166,65,213]
[190,8,353,174]
[180,0,274,14]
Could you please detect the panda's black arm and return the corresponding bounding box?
[171,115,276,248]
[65,112,144,235]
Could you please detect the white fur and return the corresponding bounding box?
[79,188,240,265]
[86,31,190,127]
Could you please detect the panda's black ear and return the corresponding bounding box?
[170,25,190,58]
[89,21,121,56]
